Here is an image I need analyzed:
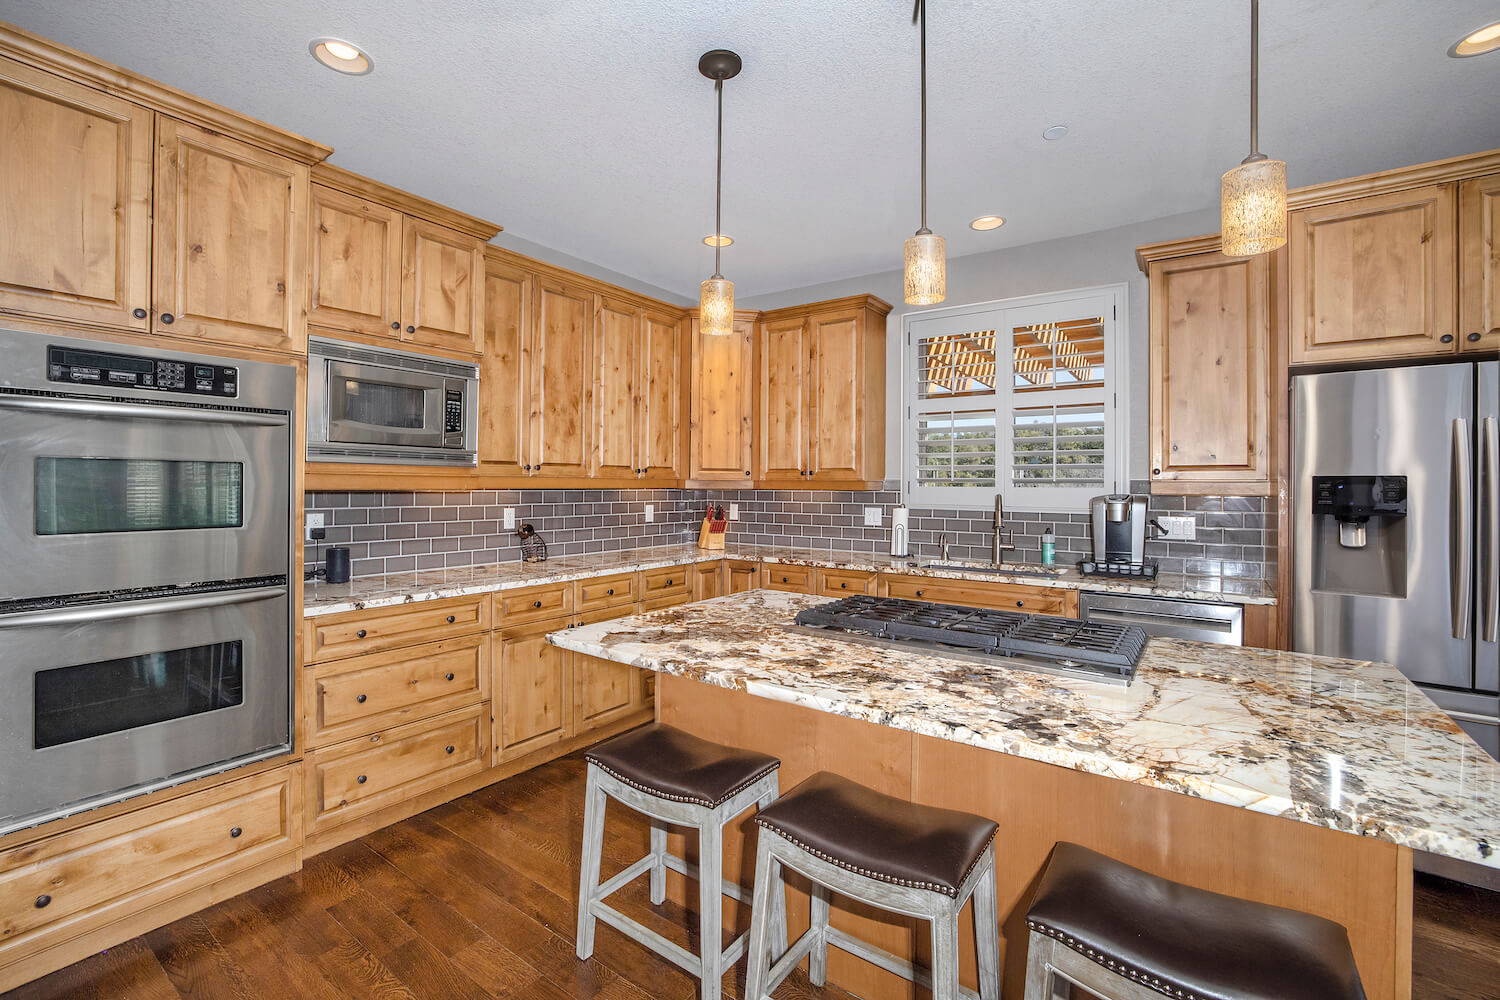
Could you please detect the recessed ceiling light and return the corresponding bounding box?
[309,37,373,75]
[1042,125,1070,141]
[1449,21,1500,57]
[703,233,734,247]
[970,216,1006,231]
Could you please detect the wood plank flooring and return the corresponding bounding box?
[6,750,1498,1000]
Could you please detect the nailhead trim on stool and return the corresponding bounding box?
[589,756,780,808]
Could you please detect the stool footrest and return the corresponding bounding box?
[661,852,751,904]
[824,927,980,1000]
[590,901,750,977]
[594,854,658,902]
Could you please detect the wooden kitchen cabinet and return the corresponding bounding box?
[763,564,814,593]
[401,216,484,355]
[880,574,1074,616]
[692,559,726,601]
[689,310,756,483]
[1146,249,1272,495]
[306,184,403,339]
[152,118,310,355]
[1460,172,1500,353]
[639,310,685,481]
[727,560,760,593]
[1288,183,1459,364]
[816,567,877,596]
[494,615,574,761]
[758,314,812,481]
[479,256,533,476]
[592,296,642,481]
[574,607,646,734]
[530,276,594,478]
[0,55,153,332]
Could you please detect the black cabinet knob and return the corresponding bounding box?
[915,590,924,597]
[357,774,367,784]
[1441,333,1455,343]
[356,694,367,703]
[445,745,455,754]
[446,615,456,624]
[1016,600,1025,607]
[745,471,751,476]
[35,895,50,909]
[445,672,455,681]
[406,325,415,333]
[391,321,401,330]
[356,629,367,638]
[666,579,674,586]
[532,600,542,608]
[1469,332,1483,342]
[132,307,148,319]
[229,827,242,839]
[1152,468,1162,476]
[524,464,532,471]
[159,312,174,324]
[782,576,789,583]
[535,464,543,470]
[606,588,614,595]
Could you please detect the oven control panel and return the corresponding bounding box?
[48,347,238,398]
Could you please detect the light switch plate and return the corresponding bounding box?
[729,503,739,520]
[864,507,883,527]
[305,512,325,539]
[645,504,654,522]
[503,508,516,530]
[1158,515,1196,541]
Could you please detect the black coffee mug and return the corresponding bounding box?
[325,546,351,584]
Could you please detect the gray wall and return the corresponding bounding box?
[491,231,694,307]
[737,206,1223,486]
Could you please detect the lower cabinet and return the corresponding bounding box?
[494,614,575,762]
[816,567,877,596]
[763,564,814,593]
[727,559,760,593]
[692,559,726,601]
[880,573,1077,617]
[575,606,646,734]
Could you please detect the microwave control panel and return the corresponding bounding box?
[48,346,238,398]
[444,388,464,434]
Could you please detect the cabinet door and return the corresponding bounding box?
[689,313,755,482]
[758,315,811,482]
[400,217,484,355]
[591,296,639,481]
[0,57,152,331]
[574,608,644,733]
[153,118,308,355]
[639,311,684,481]
[494,618,573,762]
[692,560,725,601]
[727,560,759,593]
[1148,252,1271,493]
[530,277,593,477]
[1289,184,1458,364]
[807,308,865,483]
[307,184,402,339]
[1460,173,1500,353]
[479,258,532,475]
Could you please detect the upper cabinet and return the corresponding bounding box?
[0,55,152,332]
[689,310,756,484]
[1144,248,1272,495]
[1288,184,1458,364]
[589,298,684,483]
[307,165,497,357]
[530,277,594,478]
[1459,173,1500,354]
[639,311,684,482]
[478,256,532,477]
[754,296,890,488]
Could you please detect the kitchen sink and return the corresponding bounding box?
[916,563,1066,578]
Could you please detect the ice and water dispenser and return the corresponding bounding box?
[1309,476,1408,597]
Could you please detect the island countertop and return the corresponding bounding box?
[549,589,1499,869]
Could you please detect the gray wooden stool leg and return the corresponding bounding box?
[698,820,724,1000]
[972,856,1000,1000]
[575,767,608,960]
[931,901,961,1000]
[649,823,667,905]
[808,883,831,987]
[743,833,778,1000]
[756,787,787,959]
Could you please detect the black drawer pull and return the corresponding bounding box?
[391,321,401,330]
[1441,333,1455,343]
[445,745,455,754]
[606,588,614,595]
[782,576,789,583]
[159,312,174,324]
[229,827,242,839]
[915,590,924,597]
[356,629,367,639]
[665,579,674,586]
[532,600,542,608]
[445,672,455,681]
[1016,600,1025,607]
[840,582,848,589]
[406,325,415,333]
[1469,332,1483,342]
[356,694,367,703]
[34,895,50,909]
[133,307,148,319]
[446,615,456,624]
[357,774,367,784]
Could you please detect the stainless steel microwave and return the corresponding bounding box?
[307,337,479,466]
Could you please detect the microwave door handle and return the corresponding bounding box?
[0,395,285,427]
[0,586,287,629]
[1481,416,1498,643]
[1452,418,1474,641]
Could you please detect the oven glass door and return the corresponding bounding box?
[324,359,447,448]
[0,397,289,601]
[0,586,290,835]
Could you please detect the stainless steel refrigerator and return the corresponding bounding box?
[1293,361,1498,759]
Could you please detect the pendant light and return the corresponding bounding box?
[1220,0,1287,257]
[698,49,741,335]
[904,0,945,305]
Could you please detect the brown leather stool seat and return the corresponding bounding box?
[584,723,780,809]
[1027,842,1367,1000]
[753,771,998,897]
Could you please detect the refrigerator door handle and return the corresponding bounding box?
[1452,418,1474,641]
[1481,416,1498,643]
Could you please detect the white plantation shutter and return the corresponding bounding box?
[916,409,998,488]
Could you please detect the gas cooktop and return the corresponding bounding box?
[793,595,1148,686]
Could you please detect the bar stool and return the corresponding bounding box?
[575,724,784,1000]
[1024,842,1367,1000]
[743,771,1000,1000]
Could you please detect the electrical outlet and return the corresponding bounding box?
[728,503,739,521]
[503,507,516,530]
[644,504,654,522]
[864,507,883,527]
[1158,515,1196,541]
[305,512,325,539]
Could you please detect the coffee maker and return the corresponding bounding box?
[1082,493,1157,579]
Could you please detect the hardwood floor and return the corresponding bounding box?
[6,750,1498,1000]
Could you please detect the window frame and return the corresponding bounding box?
[901,283,1129,512]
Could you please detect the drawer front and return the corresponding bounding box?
[763,564,814,593]
[0,766,297,946]
[305,596,488,663]
[304,634,488,749]
[817,568,877,597]
[881,575,1068,615]
[577,573,637,612]
[640,591,692,613]
[496,582,573,624]
[641,566,691,598]
[309,705,488,831]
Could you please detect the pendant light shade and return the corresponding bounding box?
[698,49,741,334]
[1219,0,1287,257]
[904,0,945,305]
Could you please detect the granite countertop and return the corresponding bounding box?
[548,590,1499,869]
[303,542,1276,617]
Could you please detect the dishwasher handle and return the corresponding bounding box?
[1085,607,1239,634]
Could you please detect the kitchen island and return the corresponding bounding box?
[550,590,1500,1000]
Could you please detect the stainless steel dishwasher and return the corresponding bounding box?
[1079,592,1244,646]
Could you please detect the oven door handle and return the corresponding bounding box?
[0,586,287,629]
[0,395,286,427]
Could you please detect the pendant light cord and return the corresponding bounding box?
[714,79,724,279]
[1248,0,1261,159]
[915,0,929,235]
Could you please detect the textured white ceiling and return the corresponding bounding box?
[5,1,1498,299]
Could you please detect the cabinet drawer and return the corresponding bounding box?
[881,575,1069,615]
[641,566,691,598]
[577,573,637,612]
[817,568,877,596]
[307,705,488,832]
[302,634,488,749]
[0,766,297,949]
[305,596,488,663]
[496,582,573,624]
[763,564,814,593]
[640,591,692,613]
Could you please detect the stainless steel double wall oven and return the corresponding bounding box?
[0,330,296,835]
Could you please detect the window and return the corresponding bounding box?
[903,285,1126,511]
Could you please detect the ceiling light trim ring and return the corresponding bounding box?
[309,36,373,75]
